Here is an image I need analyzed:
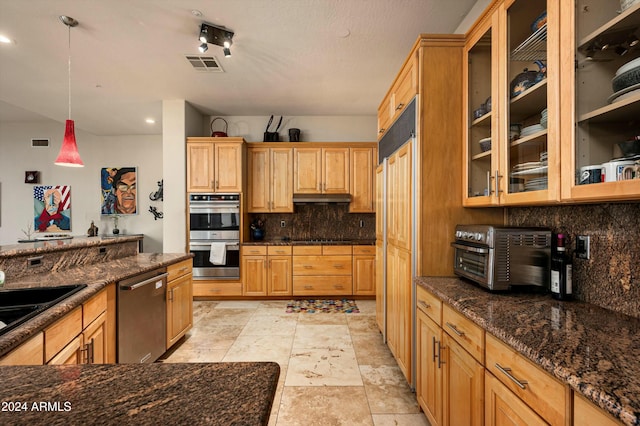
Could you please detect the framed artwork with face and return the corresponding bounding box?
[101,167,137,215]
[34,185,71,233]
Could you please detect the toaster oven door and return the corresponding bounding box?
[452,243,494,289]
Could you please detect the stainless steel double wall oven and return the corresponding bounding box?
[188,193,240,280]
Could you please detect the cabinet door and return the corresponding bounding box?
[0,332,44,365]
[48,335,83,365]
[353,255,375,295]
[375,164,384,240]
[416,309,443,426]
[560,0,640,202]
[322,147,349,193]
[270,148,294,212]
[350,147,375,213]
[386,154,397,246]
[167,273,193,349]
[395,143,411,251]
[247,147,270,212]
[377,91,393,138]
[485,371,546,426]
[187,142,215,192]
[83,312,107,364]
[242,255,267,296]
[385,245,398,357]
[574,392,623,426]
[442,334,484,426]
[392,54,418,118]
[375,240,385,333]
[214,142,242,193]
[268,256,292,295]
[395,246,412,384]
[294,148,322,193]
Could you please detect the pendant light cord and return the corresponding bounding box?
[67,24,72,120]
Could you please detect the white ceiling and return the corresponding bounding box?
[0,0,478,136]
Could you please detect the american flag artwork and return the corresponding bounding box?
[34,185,71,232]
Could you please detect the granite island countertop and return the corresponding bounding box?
[242,239,376,246]
[0,253,193,358]
[416,276,640,426]
[0,362,280,425]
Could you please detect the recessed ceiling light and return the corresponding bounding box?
[0,35,13,44]
[145,118,156,124]
[191,10,203,17]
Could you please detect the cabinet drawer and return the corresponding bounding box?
[44,306,83,363]
[442,304,484,363]
[293,246,322,255]
[83,288,107,328]
[416,286,442,326]
[242,246,267,256]
[353,245,375,255]
[167,259,193,281]
[486,333,567,426]
[268,246,292,256]
[323,245,352,255]
[574,392,622,426]
[293,276,352,295]
[193,281,242,297]
[293,256,352,275]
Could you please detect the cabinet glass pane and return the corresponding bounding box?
[574,0,640,186]
[507,0,549,194]
[467,28,493,198]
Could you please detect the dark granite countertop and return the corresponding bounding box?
[242,239,376,246]
[0,235,143,258]
[0,253,193,358]
[416,276,640,426]
[0,362,279,425]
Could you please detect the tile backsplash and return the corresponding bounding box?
[508,203,640,319]
[248,204,375,242]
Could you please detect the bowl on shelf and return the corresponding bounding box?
[473,105,487,119]
[612,65,640,93]
[617,139,640,157]
[478,137,492,152]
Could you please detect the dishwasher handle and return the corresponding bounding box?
[120,272,168,291]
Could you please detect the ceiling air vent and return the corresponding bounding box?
[31,138,50,147]
[185,55,224,72]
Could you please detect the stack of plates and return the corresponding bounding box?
[609,57,640,104]
[511,161,548,176]
[540,108,548,128]
[520,124,545,137]
[524,177,548,191]
[540,151,548,164]
[478,137,492,152]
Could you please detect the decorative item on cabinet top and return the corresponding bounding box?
[210,118,228,137]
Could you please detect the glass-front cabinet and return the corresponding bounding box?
[464,0,561,206]
[560,0,640,201]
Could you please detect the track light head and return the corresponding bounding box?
[199,25,208,43]
[198,42,208,53]
[199,22,234,47]
[223,47,231,57]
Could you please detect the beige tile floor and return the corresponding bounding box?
[160,299,429,426]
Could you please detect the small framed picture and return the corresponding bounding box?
[25,171,40,184]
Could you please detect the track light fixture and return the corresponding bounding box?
[197,22,234,57]
[198,42,208,53]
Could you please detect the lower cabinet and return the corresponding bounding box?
[485,371,546,426]
[292,245,352,296]
[573,392,624,426]
[242,246,292,296]
[166,259,194,349]
[0,332,44,365]
[386,244,412,383]
[416,307,443,426]
[353,245,375,295]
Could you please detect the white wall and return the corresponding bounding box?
[205,116,377,142]
[0,120,163,252]
[455,0,493,34]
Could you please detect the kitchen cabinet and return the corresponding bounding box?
[375,239,384,333]
[349,147,376,213]
[463,0,561,206]
[293,147,349,194]
[485,370,546,426]
[385,141,411,250]
[377,54,418,138]
[574,392,624,426]
[375,164,384,241]
[559,0,640,202]
[241,246,292,296]
[166,259,193,349]
[385,244,412,381]
[352,245,375,295]
[485,332,567,426]
[0,332,44,365]
[246,146,293,213]
[46,288,109,365]
[186,138,244,193]
[292,245,352,296]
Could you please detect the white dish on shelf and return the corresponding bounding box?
[607,82,640,104]
[511,165,548,176]
[615,57,640,76]
[512,161,542,171]
[520,124,545,136]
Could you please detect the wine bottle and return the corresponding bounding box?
[550,233,572,300]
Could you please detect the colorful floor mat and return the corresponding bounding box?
[286,299,359,313]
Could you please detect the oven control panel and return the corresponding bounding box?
[190,194,239,202]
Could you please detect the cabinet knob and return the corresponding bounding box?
[379,128,385,134]
[395,103,404,111]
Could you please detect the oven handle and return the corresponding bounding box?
[189,242,240,251]
[189,204,239,213]
[451,243,489,254]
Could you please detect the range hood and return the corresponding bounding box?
[292,193,352,204]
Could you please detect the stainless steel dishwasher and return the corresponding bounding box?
[117,268,168,363]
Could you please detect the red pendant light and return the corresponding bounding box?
[55,16,84,167]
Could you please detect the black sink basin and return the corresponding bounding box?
[0,284,87,336]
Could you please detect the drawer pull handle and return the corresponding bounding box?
[495,363,528,390]
[445,322,465,337]
[303,265,313,269]
[437,341,444,369]
[432,336,437,362]
[304,285,313,290]
[333,264,344,268]
[334,285,344,289]
[419,300,430,310]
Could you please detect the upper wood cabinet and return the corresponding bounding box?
[377,54,418,138]
[187,137,244,193]
[559,0,640,202]
[349,147,376,213]
[463,0,561,206]
[247,146,293,213]
[293,147,349,194]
